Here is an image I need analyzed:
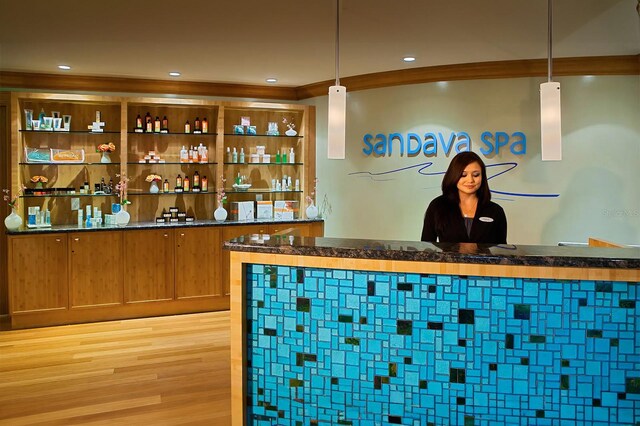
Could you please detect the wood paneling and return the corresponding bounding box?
[0,71,297,100]
[69,231,124,308]
[175,227,220,299]
[0,92,10,316]
[2,56,637,102]
[8,234,68,313]
[295,55,640,99]
[0,311,231,425]
[124,229,175,303]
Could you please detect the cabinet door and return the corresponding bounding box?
[69,231,124,308]
[221,224,265,296]
[8,234,68,313]
[175,227,220,299]
[124,229,175,303]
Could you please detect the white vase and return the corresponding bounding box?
[100,152,111,163]
[305,203,318,219]
[115,208,130,227]
[285,128,297,137]
[149,181,159,193]
[214,204,228,222]
[4,207,23,231]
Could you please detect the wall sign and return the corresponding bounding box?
[362,131,527,157]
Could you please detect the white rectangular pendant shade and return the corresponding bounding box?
[540,81,562,161]
[328,85,346,159]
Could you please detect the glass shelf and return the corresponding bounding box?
[20,130,120,134]
[225,189,303,194]
[20,162,121,166]
[127,162,216,165]
[20,193,118,198]
[128,131,217,136]
[128,191,216,196]
[223,133,302,138]
[224,162,303,166]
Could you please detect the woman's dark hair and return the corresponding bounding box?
[441,151,491,205]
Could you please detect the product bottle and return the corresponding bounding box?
[108,178,114,194]
[184,120,191,133]
[287,176,292,191]
[232,147,238,163]
[239,148,245,164]
[154,116,161,133]
[100,177,106,192]
[145,112,152,132]
[295,179,300,191]
[163,179,170,192]
[135,114,143,130]
[39,108,46,123]
[276,150,281,164]
[190,146,198,162]
[176,174,183,189]
[202,117,208,133]
[235,172,241,185]
[226,147,231,163]
[200,144,208,163]
[194,117,201,132]
[180,145,188,163]
[183,175,190,192]
[161,115,168,132]
[289,148,295,163]
[84,181,90,194]
[193,171,200,189]
[201,175,208,192]
[282,150,287,163]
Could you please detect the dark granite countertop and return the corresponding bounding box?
[5,218,323,235]
[224,235,640,269]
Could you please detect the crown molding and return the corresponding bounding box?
[1,55,637,101]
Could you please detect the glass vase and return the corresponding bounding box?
[100,151,111,163]
[214,204,228,222]
[305,202,318,219]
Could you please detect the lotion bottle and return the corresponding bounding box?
[289,148,295,163]
[239,148,245,164]
[232,147,238,163]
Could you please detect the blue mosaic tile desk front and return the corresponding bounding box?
[245,265,639,425]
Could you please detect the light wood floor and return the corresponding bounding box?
[0,311,231,425]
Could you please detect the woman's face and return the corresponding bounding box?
[457,161,482,196]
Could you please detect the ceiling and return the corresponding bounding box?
[1,0,638,88]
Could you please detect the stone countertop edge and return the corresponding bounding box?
[5,218,324,235]
[223,236,640,269]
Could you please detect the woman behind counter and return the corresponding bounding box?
[421,151,507,244]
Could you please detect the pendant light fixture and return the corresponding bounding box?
[327,0,346,159]
[540,0,562,161]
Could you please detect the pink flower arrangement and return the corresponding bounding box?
[217,175,227,206]
[115,173,131,206]
[305,177,318,206]
[3,186,26,209]
[282,117,295,131]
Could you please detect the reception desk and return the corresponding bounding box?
[226,237,639,425]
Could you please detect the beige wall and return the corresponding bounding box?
[310,75,640,246]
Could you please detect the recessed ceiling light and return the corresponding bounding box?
[403,56,416,62]
[58,65,71,70]
[266,78,278,83]
[169,71,181,77]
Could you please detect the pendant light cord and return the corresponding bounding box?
[547,0,553,82]
[335,0,341,86]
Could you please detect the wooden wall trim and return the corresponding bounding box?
[295,55,640,99]
[0,92,10,315]
[1,55,638,102]
[0,72,298,101]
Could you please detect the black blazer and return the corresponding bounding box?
[421,195,507,244]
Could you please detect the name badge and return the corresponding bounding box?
[479,216,494,223]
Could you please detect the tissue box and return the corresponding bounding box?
[274,200,299,220]
[256,201,273,219]
[230,201,255,221]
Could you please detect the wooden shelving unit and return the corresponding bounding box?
[10,93,316,225]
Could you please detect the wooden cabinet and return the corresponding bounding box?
[175,227,221,299]
[8,234,68,314]
[124,229,175,303]
[69,231,123,308]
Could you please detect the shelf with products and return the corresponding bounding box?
[10,93,316,226]
[20,193,119,199]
